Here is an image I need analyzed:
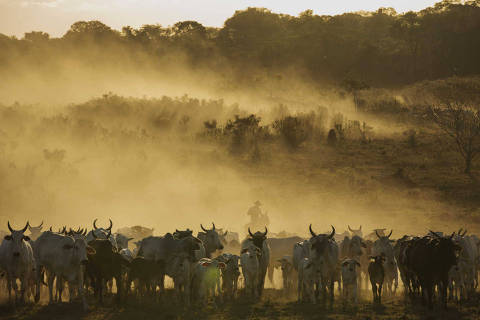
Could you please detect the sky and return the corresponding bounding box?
[0,0,440,37]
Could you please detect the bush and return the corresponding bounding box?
[273,113,314,150]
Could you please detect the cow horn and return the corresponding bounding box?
[462,229,467,237]
[387,230,393,238]
[76,227,81,233]
[7,221,14,233]
[375,230,381,239]
[49,226,53,232]
[248,228,254,237]
[223,230,228,236]
[328,225,335,239]
[62,226,66,234]
[83,229,87,236]
[458,228,463,235]
[263,227,268,237]
[175,229,180,233]
[348,225,353,232]
[107,219,113,231]
[201,224,208,232]
[212,223,215,231]
[309,224,317,237]
[93,219,99,230]
[450,232,456,239]
[39,221,44,228]
[359,225,362,230]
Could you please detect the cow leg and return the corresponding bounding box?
[57,277,64,303]
[267,265,274,288]
[371,283,377,303]
[12,277,19,304]
[6,274,12,303]
[329,278,334,307]
[378,282,383,304]
[47,273,55,304]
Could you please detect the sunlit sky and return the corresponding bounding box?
[0,0,440,37]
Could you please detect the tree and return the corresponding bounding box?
[24,31,50,42]
[429,103,480,174]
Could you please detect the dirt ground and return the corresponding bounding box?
[1,288,480,320]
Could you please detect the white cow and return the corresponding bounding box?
[241,228,270,297]
[34,230,95,310]
[341,258,360,304]
[0,222,36,304]
[216,253,240,299]
[293,240,311,271]
[372,230,398,295]
[191,258,225,305]
[240,244,261,298]
[297,258,317,303]
[277,255,296,292]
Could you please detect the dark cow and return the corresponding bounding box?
[87,229,128,304]
[197,223,224,258]
[407,231,460,309]
[308,225,339,306]
[368,255,385,304]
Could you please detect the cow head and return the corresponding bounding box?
[309,224,335,255]
[348,225,363,238]
[341,258,360,273]
[248,227,268,250]
[115,233,134,250]
[200,223,224,252]
[28,221,44,239]
[349,235,367,256]
[5,221,30,258]
[63,236,96,265]
[429,230,461,265]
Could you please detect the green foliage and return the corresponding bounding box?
[1,1,480,86]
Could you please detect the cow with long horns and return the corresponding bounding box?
[241,227,270,297]
[86,219,117,248]
[372,229,398,295]
[348,225,363,238]
[28,221,44,241]
[308,224,339,306]
[0,222,36,304]
[197,223,224,258]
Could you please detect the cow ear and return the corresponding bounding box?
[218,262,226,269]
[128,238,134,241]
[86,246,96,255]
[201,262,211,267]
[4,235,12,241]
[240,248,248,254]
[23,236,30,242]
[63,244,73,250]
[341,261,349,267]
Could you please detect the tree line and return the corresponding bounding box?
[1,1,480,87]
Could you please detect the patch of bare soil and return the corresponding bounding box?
[1,289,480,320]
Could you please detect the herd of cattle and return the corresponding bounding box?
[0,220,478,312]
